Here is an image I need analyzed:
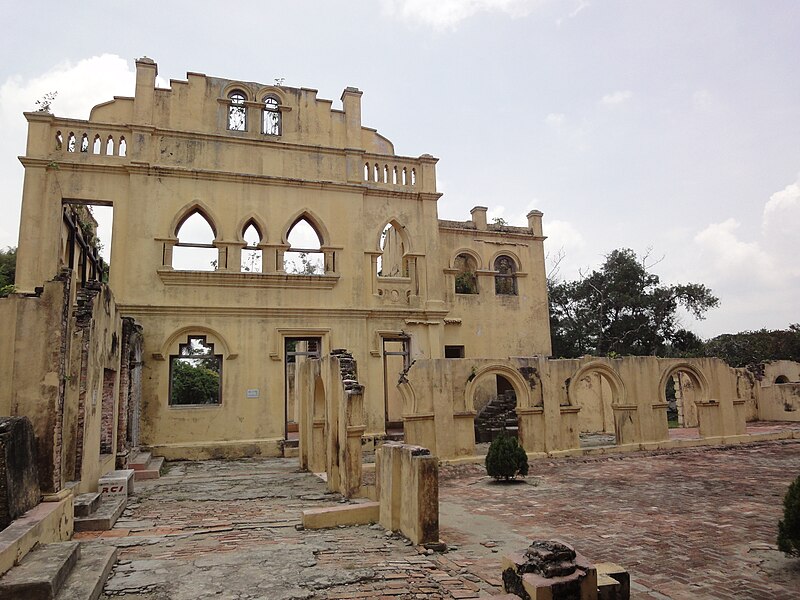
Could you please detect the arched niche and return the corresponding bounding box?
[658,363,710,428]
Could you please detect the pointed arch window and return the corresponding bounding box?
[285,218,323,275]
[454,253,478,294]
[169,335,222,406]
[241,221,262,273]
[262,95,281,135]
[378,223,407,277]
[172,211,217,271]
[494,255,518,295]
[228,90,247,131]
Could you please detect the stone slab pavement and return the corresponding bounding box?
[83,458,494,600]
[79,440,800,599]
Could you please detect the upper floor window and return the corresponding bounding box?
[494,255,517,295]
[169,335,222,406]
[454,253,478,294]
[378,223,407,277]
[285,218,324,275]
[228,91,247,131]
[241,221,262,273]
[173,210,217,271]
[262,95,281,136]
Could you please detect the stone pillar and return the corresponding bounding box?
[133,57,157,126]
[558,407,581,450]
[696,401,724,438]
[471,206,488,230]
[502,540,598,600]
[517,407,546,453]
[338,388,365,499]
[377,443,403,532]
[377,443,439,545]
[399,445,438,545]
[341,87,363,150]
[527,210,544,237]
[611,405,640,446]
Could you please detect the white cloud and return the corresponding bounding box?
[687,175,800,333]
[763,175,800,231]
[545,219,585,249]
[0,55,152,250]
[557,1,590,26]
[545,112,565,127]
[601,90,632,106]
[694,218,774,281]
[381,0,547,30]
[692,89,714,111]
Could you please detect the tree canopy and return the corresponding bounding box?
[0,246,16,297]
[705,325,800,368]
[548,248,719,358]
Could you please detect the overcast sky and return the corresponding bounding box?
[1,1,798,338]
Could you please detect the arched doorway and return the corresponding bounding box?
[473,373,519,443]
[661,365,707,429]
[568,363,625,447]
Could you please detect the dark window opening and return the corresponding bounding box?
[445,345,465,358]
[494,255,518,295]
[454,253,478,294]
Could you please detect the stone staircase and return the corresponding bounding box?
[474,390,519,443]
[128,450,164,480]
[0,540,116,600]
[73,491,126,533]
[73,469,134,532]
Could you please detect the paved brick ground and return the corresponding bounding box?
[439,439,800,599]
[81,439,800,599]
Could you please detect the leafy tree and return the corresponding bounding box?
[705,325,800,368]
[548,248,718,358]
[778,474,800,557]
[0,246,16,297]
[485,432,529,481]
[170,359,221,405]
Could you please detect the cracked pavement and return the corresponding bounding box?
[76,440,800,599]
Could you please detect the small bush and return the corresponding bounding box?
[485,432,529,481]
[778,474,800,557]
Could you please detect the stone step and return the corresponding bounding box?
[55,543,117,600]
[128,451,152,470]
[133,456,164,481]
[73,492,102,518]
[0,541,80,600]
[74,495,126,532]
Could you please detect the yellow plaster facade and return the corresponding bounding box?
[11,58,551,461]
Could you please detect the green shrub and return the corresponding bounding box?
[485,432,529,481]
[778,474,800,557]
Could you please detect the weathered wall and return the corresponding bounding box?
[0,273,125,495]
[759,383,800,421]
[400,355,748,459]
[13,58,552,459]
[0,417,40,530]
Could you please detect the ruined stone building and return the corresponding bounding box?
[4,57,551,485]
[3,57,800,510]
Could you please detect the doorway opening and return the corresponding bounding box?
[285,337,321,443]
[383,336,410,438]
